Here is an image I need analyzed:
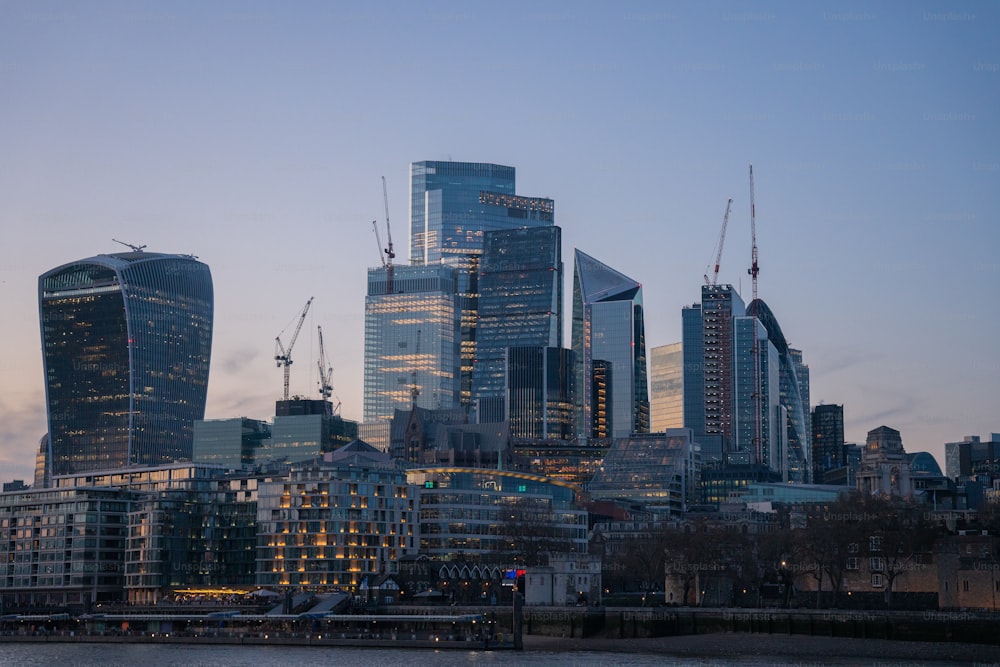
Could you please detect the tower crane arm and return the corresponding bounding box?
[274,297,314,400]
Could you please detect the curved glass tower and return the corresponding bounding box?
[39,251,213,476]
[746,298,811,483]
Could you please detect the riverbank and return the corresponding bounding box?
[523,632,1000,663]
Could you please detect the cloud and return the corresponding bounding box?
[219,348,260,375]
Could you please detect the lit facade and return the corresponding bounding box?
[39,251,213,477]
[649,342,683,432]
[472,225,563,422]
[255,456,416,591]
[572,249,649,440]
[363,264,460,423]
[409,161,555,412]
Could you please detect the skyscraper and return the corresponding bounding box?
[682,284,744,462]
[409,161,554,411]
[39,250,213,477]
[506,346,574,440]
[572,249,649,440]
[472,225,563,421]
[649,342,683,432]
[746,299,812,482]
[812,403,845,483]
[363,264,460,423]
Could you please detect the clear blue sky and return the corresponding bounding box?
[1,1,997,481]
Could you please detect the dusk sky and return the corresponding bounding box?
[1,2,997,482]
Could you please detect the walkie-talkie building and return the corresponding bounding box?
[39,250,213,477]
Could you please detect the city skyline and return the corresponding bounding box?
[2,2,998,481]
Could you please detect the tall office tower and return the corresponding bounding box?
[409,161,554,411]
[363,264,460,424]
[745,299,811,482]
[732,315,781,469]
[473,226,563,421]
[39,250,213,477]
[572,249,649,440]
[790,348,811,450]
[682,284,745,462]
[812,403,845,483]
[649,342,683,432]
[193,417,271,469]
[506,346,575,440]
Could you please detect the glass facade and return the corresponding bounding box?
[409,161,554,412]
[747,299,812,483]
[472,226,563,421]
[587,430,699,514]
[193,417,271,469]
[363,264,460,423]
[407,468,587,564]
[572,249,649,440]
[733,316,780,470]
[39,252,213,477]
[649,342,683,432]
[505,346,574,440]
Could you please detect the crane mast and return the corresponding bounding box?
[704,198,733,285]
[382,175,396,293]
[748,164,762,466]
[316,324,340,414]
[274,297,314,401]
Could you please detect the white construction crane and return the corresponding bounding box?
[316,324,341,414]
[274,297,313,401]
[704,198,733,286]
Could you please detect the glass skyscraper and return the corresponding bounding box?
[363,264,460,423]
[409,161,554,411]
[571,249,649,440]
[649,342,683,432]
[506,346,575,440]
[472,225,563,421]
[39,251,213,477]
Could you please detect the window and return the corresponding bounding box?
[846,557,859,571]
[870,557,885,572]
[871,574,884,588]
[869,536,881,552]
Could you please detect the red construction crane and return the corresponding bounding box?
[704,198,733,286]
[274,297,313,401]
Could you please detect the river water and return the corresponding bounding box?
[0,643,976,667]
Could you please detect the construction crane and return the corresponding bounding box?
[316,325,341,414]
[704,198,733,285]
[112,239,146,253]
[274,297,313,401]
[371,175,397,293]
[410,329,421,405]
[748,164,762,466]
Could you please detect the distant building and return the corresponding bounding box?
[524,554,602,606]
[572,249,649,440]
[262,401,358,464]
[408,468,588,565]
[389,406,510,468]
[856,426,913,500]
[473,226,563,423]
[255,446,416,592]
[410,161,555,413]
[812,404,845,483]
[39,250,213,477]
[587,430,700,514]
[945,434,1000,481]
[649,342,683,432]
[193,417,271,469]
[363,263,460,423]
[505,346,575,441]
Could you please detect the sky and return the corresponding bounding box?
[1,1,997,482]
